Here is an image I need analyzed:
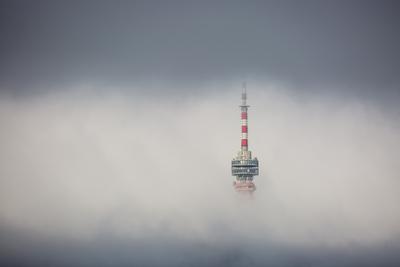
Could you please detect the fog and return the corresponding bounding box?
[1,83,399,266]
[1,0,400,265]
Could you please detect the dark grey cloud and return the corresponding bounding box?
[1,225,400,267]
[0,0,399,97]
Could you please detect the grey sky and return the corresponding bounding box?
[0,0,399,97]
[1,1,400,266]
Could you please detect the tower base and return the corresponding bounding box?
[233,180,256,192]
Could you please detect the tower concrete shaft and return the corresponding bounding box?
[231,83,259,192]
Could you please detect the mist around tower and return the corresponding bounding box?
[1,82,400,266]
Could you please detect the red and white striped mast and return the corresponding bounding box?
[231,83,259,192]
[241,83,249,151]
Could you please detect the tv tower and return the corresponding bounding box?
[231,83,259,192]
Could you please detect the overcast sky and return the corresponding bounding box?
[1,1,400,267]
[1,0,400,98]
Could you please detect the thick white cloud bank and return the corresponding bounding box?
[0,83,399,252]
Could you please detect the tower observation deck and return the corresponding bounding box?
[231,83,259,192]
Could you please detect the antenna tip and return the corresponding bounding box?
[242,81,247,95]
